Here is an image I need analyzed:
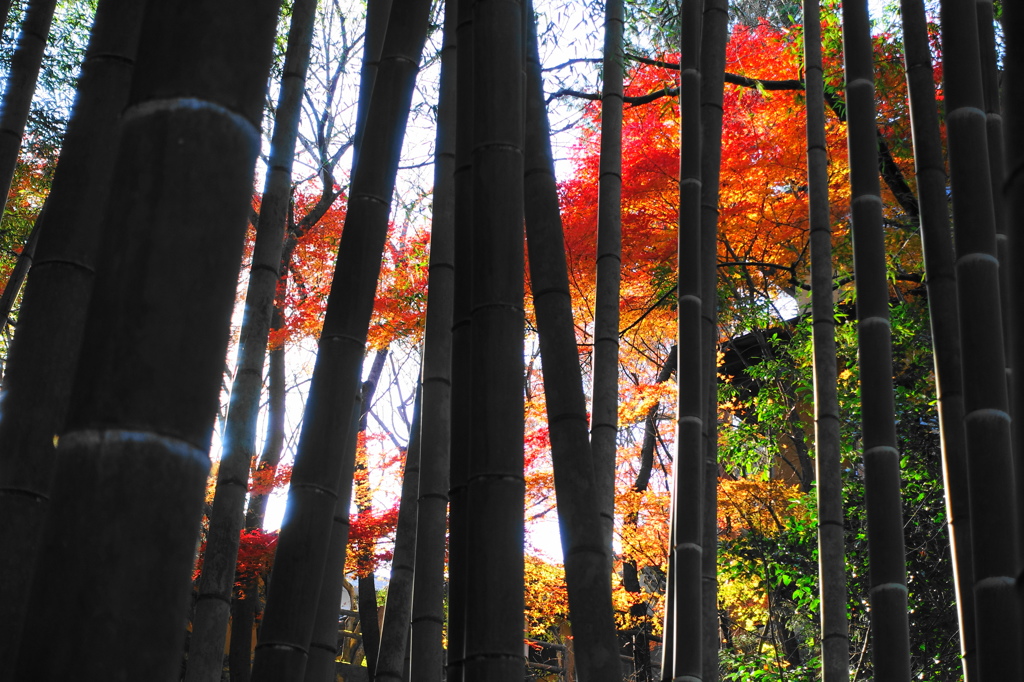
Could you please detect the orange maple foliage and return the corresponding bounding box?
[246,188,430,351]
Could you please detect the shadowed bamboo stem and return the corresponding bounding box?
[249,0,432,677]
[803,0,849,679]
[0,1,144,667]
[899,0,976,678]
[406,1,456,678]
[842,0,911,676]
[523,3,622,678]
[185,4,318,680]
[941,0,1022,676]
[698,0,728,677]
[590,0,624,551]
[665,0,703,676]
[462,0,525,678]
[12,2,281,678]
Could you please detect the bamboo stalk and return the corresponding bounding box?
[665,0,704,676]
[185,4,318,679]
[803,0,849,678]
[523,4,622,678]
[699,0,728,676]
[12,2,281,678]
[842,0,911,677]
[249,0,432,676]
[407,0,456,677]
[443,0,474,678]
[0,2,144,667]
[462,0,525,677]
[940,0,1022,676]
[899,0,976,678]
[590,0,625,551]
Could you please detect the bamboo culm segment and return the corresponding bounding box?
[249,0,433,677]
[0,0,144,668]
[463,0,525,677]
[13,2,281,678]
[940,0,1022,676]
[899,0,976,677]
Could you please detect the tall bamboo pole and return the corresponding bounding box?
[249,0,432,676]
[376,390,423,681]
[0,0,143,668]
[523,5,622,678]
[1004,0,1024,673]
[590,0,624,551]
[664,0,703,675]
[462,0,525,677]
[185,5,318,680]
[12,2,281,679]
[406,1,456,678]
[899,0,975,678]
[303,365,381,682]
[841,0,911,677]
[0,0,57,222]
[803,0,849,678]
[444,0,474,677]
[698,0,728,677]
[940,0,1022,677]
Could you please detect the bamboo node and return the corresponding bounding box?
[59,429,208,466]
[123,97,260,142]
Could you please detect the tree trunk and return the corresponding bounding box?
[407,2,456,679]
[462,0,524,677]
[0,0,143,669]
[1004,1,1024,676]
[940,0,1022,677]
[842,0,911,676]
[899,1,976,679]
[699,0,728,677]
[12,2,280,679]
[664,0,704,675]
[590,0,624,552]
[0,0,57,225]
[376,391,423,681]
[301,394,363,682]
[185,4,319,680]
[523,6,621,679]
[249,0,431,673]
[803,0,850,679]
[444,0,474,677]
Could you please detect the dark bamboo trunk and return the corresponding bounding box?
[590,0,624,550]
[841,0,911,677]
[699,0,728,677]
[249,0,431,676]
[303,394,364,682]
[975,0,1008,353]
[376,391,422,681]
[185,4,318,680]
[228,311,288,682]
[899,0,976,678]
[0,0,143,667]
[313,348,389,682]
[1005,0,1024,673]
[11,2,280,679]
[523,5,621,679]
[803,0,849,679]
[0,0,57,224]
[461,0,524,677]
[664,0,704,675]
[407,2,456,679]
[940,0,1022,677]
[444,0,474,677]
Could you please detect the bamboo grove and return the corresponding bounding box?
[0,0,1021,681]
